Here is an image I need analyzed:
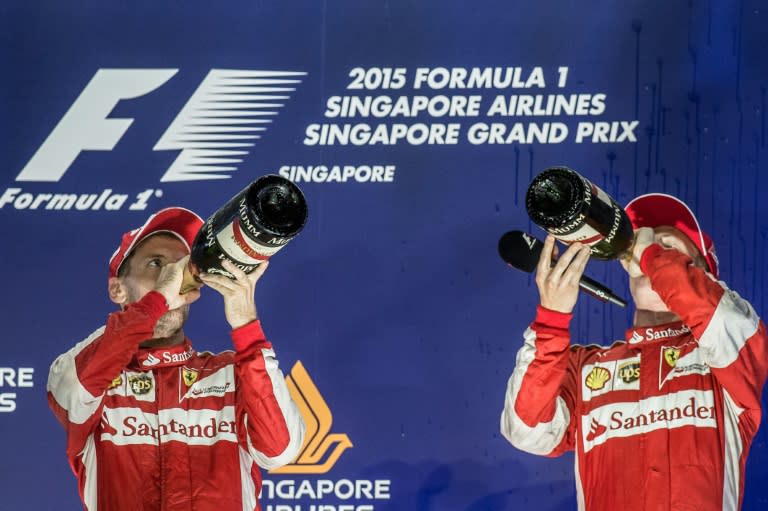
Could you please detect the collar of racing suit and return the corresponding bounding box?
[129,339,196,370]
[625,321,693,344]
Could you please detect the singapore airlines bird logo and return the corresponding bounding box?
[269,361,353,474]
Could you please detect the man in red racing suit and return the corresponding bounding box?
[501,193,767,510]
[47,207,305,511]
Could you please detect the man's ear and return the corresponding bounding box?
[108,277,127,306]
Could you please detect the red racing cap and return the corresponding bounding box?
[624,193,718,278]
[108,207,204,279]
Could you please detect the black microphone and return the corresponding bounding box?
[498,230,627,307]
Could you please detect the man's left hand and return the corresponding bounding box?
[198,259,269,329]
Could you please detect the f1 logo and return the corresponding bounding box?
[17,68,305,183]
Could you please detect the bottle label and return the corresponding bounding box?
[603,203,623,244]
[547,184,614,246]
[591,184,624,245]
[238,198,263,239]
[215,219,285,265]
[238,197,293,244]
[549,223,604,245]
[548,214,588,236]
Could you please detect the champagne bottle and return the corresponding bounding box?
[180,174,308,293]
[525,166,633,260]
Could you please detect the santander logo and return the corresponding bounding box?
[139,349,192,368]
[162,350,192,364]
[100,406,238,446]
[581,390,716,452]
[585,418,607,442]
[644,325,690,341]
[142,354,161,367]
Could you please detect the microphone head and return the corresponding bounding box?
[498,231,544,273]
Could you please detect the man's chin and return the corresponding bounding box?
[151,326,183,340]
[632,290,669,312]
[152,308,188,338]
[629,278,667,311]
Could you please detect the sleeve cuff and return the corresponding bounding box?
[639,243,665,275]
[231,320,271,351]
[128,291,169,323]
[535,305,573,329]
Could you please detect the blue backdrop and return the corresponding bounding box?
[1,1,766,510]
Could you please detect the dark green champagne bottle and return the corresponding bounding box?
[181,174,308,292]
[525,166,633,260]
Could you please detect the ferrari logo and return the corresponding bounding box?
[663,348,681,368]
[182,367,199,386]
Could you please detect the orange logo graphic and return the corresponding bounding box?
[269,361,353,474]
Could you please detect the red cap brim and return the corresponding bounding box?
[108,207,204,279]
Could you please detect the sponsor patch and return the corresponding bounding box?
[179,366,234,402]
[108,375,123,389]
[128,374,153,395]
[100,406,238,446]
[585,367,611,391]
[663,347,681,367]
[618,362,640,384]
[142,354,161,367]
[581,389,716,452]
[581,356,641,401]
[585,417,607,442]
[182,367,199,387]
[659,344,710,388]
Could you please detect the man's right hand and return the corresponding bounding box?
[154,255,200,309]
[535,235,591,314]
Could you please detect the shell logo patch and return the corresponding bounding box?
[585,366,612,391]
